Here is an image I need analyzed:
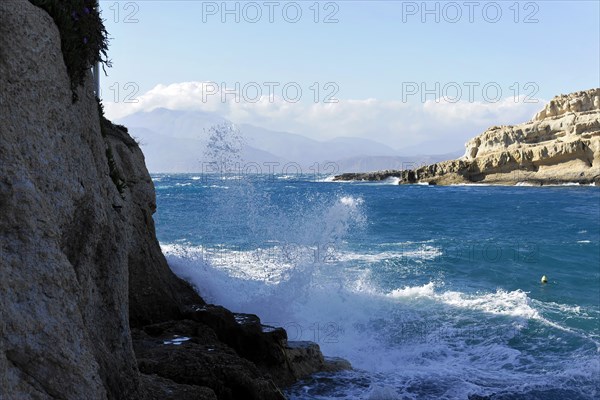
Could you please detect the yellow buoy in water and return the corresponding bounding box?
[541,275,548,284]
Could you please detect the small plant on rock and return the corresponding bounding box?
[29,0,110,101]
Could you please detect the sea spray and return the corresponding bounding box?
[156,149,599,399]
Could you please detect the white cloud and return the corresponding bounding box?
[104,81,545,153]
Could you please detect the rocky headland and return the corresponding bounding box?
[334,88,600,185]
[0,1,346,399]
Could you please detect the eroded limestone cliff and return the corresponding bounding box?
[335,89,600,185]
[0,2,341,399]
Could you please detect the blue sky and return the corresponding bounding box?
[100,1,600,151]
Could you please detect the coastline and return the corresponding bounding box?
[333,170,600,186]
[335,89,600,186]
[1,2,598,399]
[152,173,600,400]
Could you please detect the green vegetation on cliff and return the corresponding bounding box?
[29,0,110,101]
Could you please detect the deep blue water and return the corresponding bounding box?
[153,173,600,400]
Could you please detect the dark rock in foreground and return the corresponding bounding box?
[133,311,348,399]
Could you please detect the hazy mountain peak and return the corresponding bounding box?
[118,108,456,173]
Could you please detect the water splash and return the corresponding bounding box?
[203,123,244,173]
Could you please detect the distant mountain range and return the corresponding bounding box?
[117,108,461,173]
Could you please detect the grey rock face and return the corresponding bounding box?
[0,1,137,398]
[1,2,345,399]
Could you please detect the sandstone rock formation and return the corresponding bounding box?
[334,89,600,185]
[0,1,345,399]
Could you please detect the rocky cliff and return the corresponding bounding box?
[0,2,342,399]
[334,89,600,185]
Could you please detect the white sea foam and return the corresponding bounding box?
[166,240,599,399]
[160,170,597,398]
[339,195,363,207]
[388,282,436,298]
[386,283,597,328]
[316,175,336,182]
[552,182,594,186]
[316,176,401,185]
[336,246,442,264]
[207,185,229,189]
[438,288,541,319]
[387,283,542,319]
[519,182,597,187]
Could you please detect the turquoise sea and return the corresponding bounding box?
[152,173,599,399]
